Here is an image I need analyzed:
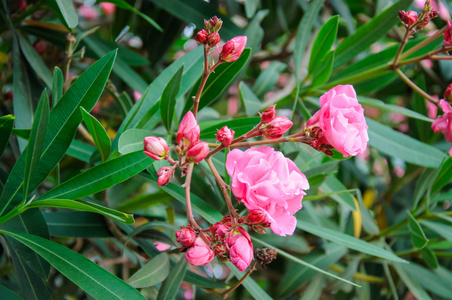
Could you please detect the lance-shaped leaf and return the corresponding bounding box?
[43,211,111,238]
[157,256,187,300]
[81,107,111,162]
[160,65,183,133]
[52,67,64,106]
[18,34,52,89]
[407,212,429,249]
[0,115,14,158]
[118,129,164,155]
[102,0,162,31]
[54,0,78,28]
[127,253,170,288]
[0,284,23,300]
[308,15,339,75]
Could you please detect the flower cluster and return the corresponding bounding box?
[432,99,452,156]
[398,1,438,31]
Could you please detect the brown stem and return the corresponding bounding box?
[394,68,439,105]
[400,26,447,60]
[207,127,261,158]
[398,45,452,66]
[222,261,258,299]
[393,29,415,68]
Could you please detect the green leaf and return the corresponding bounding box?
[407,212,429,249]
[38,151,153,201]
[43,211,110,238]
[23,90,49,199]
[420,220,452,242]
[160,65,183,132]
[311,50,335,87]
[420,247,439,269]
[333,0,413,67]
[102,0,162,31]
[0,115,14,158]
[393,263,432,300]
[297,221,406,262]
[319,176,356,211]
[412,168,437,210]
[432,157,452,194]
[118,129,163,155]
[67,140,96,162]
[127,253,170,288]
[52,67,64,106]
[294,0,324,82]
[244,0,258,18]
[199,117,260,140]
[367,118,445,168]
[183,48,251,115]
[403,263,450,297]
[157,256,187,300]
[0,284,23,300]
[252,61,286,98]
[81,107,111,162]
[55,0,78,28]
[227,262,273,300]
[1,230,146,299]
[239,81,262,116]
[300,275,325,300]
[309,15,339,74]
[183,271,226,289]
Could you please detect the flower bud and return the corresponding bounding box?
[144,136,169,160]
[176,227,196,247]
[207,32,220,47]
[214,244,228,257]
[445,83,452,103]
[219,36,247,62]
[157,167,173,186]
[216,126,235,147]
[261,105,276,123]
[211,222,230,242]
[186,141,209,163]
[444,20,452,46]
[195,29,208,44]
[260,116,293,139]
[247,210,267,224]
[399,10,418,26]
[185,236,214,266]
[177,111,200,148]
[226,226,253,271]
[210,16,222,32]
[100,2,116,15]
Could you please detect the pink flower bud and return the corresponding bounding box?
[157,167,173,186]
[100,3,116,15]
[226,226,253,271]
[247,210,266,224]
[176,227,196,247]
[210,222,230,242]
[444,20,452,46]
[399,10,418,26]
[210,16,222,32]
[186,141,209,163]
[144,136,169,160]
[185,236,214,266]
[207,32,220,47]
[177,111,200,148]
[213,244,228,257]
[195,29,208,44]
[260,116,293,139]
[216,126,235,147]
[261,105,276,123]
[219,36,247,62]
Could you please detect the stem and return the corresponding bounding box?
[393,29,414,68]
[207,127,261,158]
[400,26,447,60]
[63,34,76,93]
[394,68,439,105]
[230,135,308,149]
[398,46,452,66]
[222,261,257,299]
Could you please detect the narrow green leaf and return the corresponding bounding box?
[43,211,111,238]
[297,221,406,262]
[183,270,226,289]
[407,212,429,249]
[118,129,163,155]
[23,90,49,199]
[127,253,170,288]
[38,151,153,201]
[102,0,162,31]
[52,67,64,107]
[157,256,187,300]
[301,275,324,300]
[432,157,452,194]
[311,50,335,87]
[81,107,111,162]
[227,262,273,300]
[2,230,146,299]
[199,117,261,140]
[367,118,445,168]
[0,115,14,157]
[160,65,183,132]
[55,0,78,28]
[420,220,452,242]
[309,15,339,74]
[393,263,432,300]
[244,0,258,18]
[412,168,437,210]
[67,140,96,162]
[239,81,262,116]
[252,61,286,97]
[333,0,413,67]
[319,176,356,211]
[0,284,23,300]
[420,247,439,269]
[294,0,324,82]
[403,263,450,297]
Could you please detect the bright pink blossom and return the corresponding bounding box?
[307,85,368,157]
[261,105,276,123]
[186,141,209,163]
[216,126,235,147]
[185,237,214,266]
[445,21,452,46]
[226,226,253,271]
[445,83,452,102]
[100,2,116,15]
[177,111,200,148]
[176,227,196,247]
[432,100,452,156]
[260,116,293,139]
[226,147,309,236]
[157,167,173,186]
[220,36,247,62]
[143,136,168,160]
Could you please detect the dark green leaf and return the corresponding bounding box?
[0,115,14,158]
[319,176,356,211]
[227,262,273,300]
[52,67,64,107]
[432,157,452,195]
[199,117,260,140]
[420,247,439,269]
[0,284,23,300]
[420,220,452,242]
[81,107,111,162]
[160,65,183,132]
[103,0,162,31]
[157,256,187,300]
[393,263,432,300]
[43,211,110,237]
[407,211,429,249]
[127,253,170,288]
[412,168,437,210]
[239,81,262,116]
[403,263,450,297]
[309,15,339,74]
[311,50,334,87]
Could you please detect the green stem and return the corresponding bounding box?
[394,68,439,105]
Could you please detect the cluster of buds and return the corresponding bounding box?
[303,126,334,156]
[399,0,438,30]
[258,105,293,139]
[195,16,222,47]
[445,83,452,103]
[216,126,235,147]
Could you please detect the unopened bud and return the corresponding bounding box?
[260,116,293,139]
[216,126,235,147]
[219,36,247,62]
[144,136,169,160]
[210,16,223,32]
[186,141,209,163]
[445,83,452,103]
[261,105,276,123]
[207,32,220,47]
[247,210,266,224]
[444,20,452,46]
[214,244,228,257]
[399,10,417,26]
[157,167,173,186]
[176,227,196,247]
[195,29,208,44]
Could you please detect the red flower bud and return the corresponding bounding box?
[445,20,452,46]
[144,136,169,160]
[260,116,293,139]
[176,227,196,247]
[216,126,235,147]
[157,167,173,186]
[195,29,208,44]
[186,141,209,163]
[177,111,200,148]
[210,16,222,32]
[226,226,253,271]
[219,36,247,62]
[207,32,220,47]
[261,105,276,123]
[213,244,228,257]
[211,222,231,242]
[247,210,267,224]
[445,83,452,103]
[399,10,418,26]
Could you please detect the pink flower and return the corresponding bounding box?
[176,227,196,247]
[261,105,276,123]
[220,36,247,62]
[399,10,418,25]
[260,116,293,139]
[143,136,168,160]
[154,242,171,251]
[427,100,438,119]
[226,226,253,271]
[226,147,309,236]
[79,5,99,20]
[186,141,209,163]
[445,21,452,46]
[445,83,452,102]
[432,99,452,156]
[307,85,368,157]
[216,126,235,147]
[177,111,200,148]
[100,2,115,15]
[185,237,214,266]
[157,167,173,186]
[133,91,142,101]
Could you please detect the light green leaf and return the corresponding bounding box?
[239,81,262,116]
[160,65,183,132]
[319,176,356,211]
[52,67,64,106]
[157,256,187,300]
[393,263,432,300]
[309,15,339,74]
[300,274,325,300]
[252,61,286,97]
[0,115,14,158]
[1,230,145,299]
[55,0,78,28]
[127,253,170,288]
[67,140,96,162]
[81,107,111,162]
[407,212,429,249]
[199,117,260,140]
[420,220,452,242]
[227,262,273,300]
[311,50,335,87]
[118,129,163,155]
[403,263,451,297]
[420,247,439,269]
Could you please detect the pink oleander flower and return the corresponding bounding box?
[226,226,253,271]
[307,85,368,157]
[186,141,209,163]
[220,36,247,62]
[195,29,208,44]
[260,116,293,139]
[100,2,115,15]
[177,111,200,148]
[432,99,452,156]
[445,83,452,102]
[185,236,214,266]
[261,105,276,123]
[176,227,196,247]
[226,147,309,236]
[216,126,235,147]
[79,5,99,20]
[143,136,169,160]
[399,10,418,25]
[157,167,173,186]
[445,21,452,46]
